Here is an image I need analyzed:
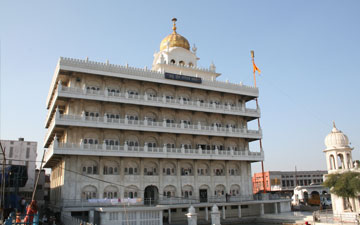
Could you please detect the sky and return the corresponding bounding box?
[0,0,359,174]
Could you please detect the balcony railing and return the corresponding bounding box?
[45,140,264,163]
[46,85,260,126]
[44,111,262,147]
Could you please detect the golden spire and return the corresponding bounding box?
[172,18,177,33]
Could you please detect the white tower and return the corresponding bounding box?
[324,122,354,173]
[323,122,360,215]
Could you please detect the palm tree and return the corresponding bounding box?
[323,171,360,212]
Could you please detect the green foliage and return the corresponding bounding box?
[323,172,360,198]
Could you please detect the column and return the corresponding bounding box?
[260,203,264,215]
[222,206,226,219]
[238,205,242,218]
[344,153,349,169]
[168,209,172,224]
[194,160,199,202]
[205,207,209,221]
[274,202,278,214]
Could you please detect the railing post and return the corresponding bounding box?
[186,206,198,225]
[197,121,201,130]
[104,114,107,123]
[181,145,185,153]
[53,136,58,148]
[124,142,128,151]
[125,115,128,124]
[81,111,85,121]
[181,120,184,129]
[198,146,202,154]
[57,80,62,92]
[103,140,107,150]
[163,118,166,127]
[80,139,84,149]
[55,106,60,119]
[144,117,148,126]
[163,144,167,152]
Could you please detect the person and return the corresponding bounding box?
[15,212,21,225]
[20,197,26,214]
[42,214,48,225]
[24,200,38,224]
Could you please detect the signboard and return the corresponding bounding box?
[165,72,202,84]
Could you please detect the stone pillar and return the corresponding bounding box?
[274,202,278,214]
[222,206,226,219]
[211,204,221,225]
[186,206,197,225]
[344,153,349,169]
[205,206,209,221]
[89,210,94,224]
[260,203,264,215]
[168,209,172,224]
[238,205,242,218]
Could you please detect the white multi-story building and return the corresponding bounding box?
[0,138,37,200]
[43,18,290,224]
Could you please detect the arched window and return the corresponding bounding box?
[188,62,193,67]
[125,161,139,175]
[83,138,99,145]
[82,160,98,175]
[170,59,176,64]
[179,61,185,66]
[181,163,193,176]
[163,163,176,176]
[124,185,138,199]
[144,161,158,176]
[82,185,97,200]
[163,185,176,198]
[103,161,119,175]
[103,185,119,199]
[182,185,194,199]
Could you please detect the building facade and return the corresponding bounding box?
[43,19,291,223]
[0,138,37,200]
[252,170,327,194]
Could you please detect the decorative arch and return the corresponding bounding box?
[163,162,176,175]
[329,154,336,170]
[81,160,98,175]
[197,162,210,176]
[181,162,193,176]
[125,161,139,175]
[230,184,240,196]
[124,185,139,198]
[144,161,158,175]
[103,185,119,199]
[103,160,119,175]
[82,185,97,200]
[163,185,176,198]
[215,184,226,196]
[182,185,194,198]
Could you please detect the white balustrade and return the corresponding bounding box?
[54,86,260,117]
[49,142,264,161]
[51,114,262,140]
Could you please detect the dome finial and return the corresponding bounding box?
[172,18,177,33]
[333,121,336,129]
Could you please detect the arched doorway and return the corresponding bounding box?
[144,185,159,205]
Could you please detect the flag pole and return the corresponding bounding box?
[251,50,266,194]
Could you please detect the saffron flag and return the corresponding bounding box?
[253,61,261,75]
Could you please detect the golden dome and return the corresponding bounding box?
[160,18,190,51]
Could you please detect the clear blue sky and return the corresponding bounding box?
[1,0,359,174]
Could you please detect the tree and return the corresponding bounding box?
[323,171,360,212]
